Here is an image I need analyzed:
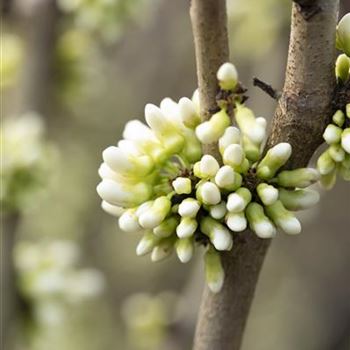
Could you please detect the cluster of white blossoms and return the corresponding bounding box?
[317,14,350,190]
[97,61,322,293]
[317,105,350,189]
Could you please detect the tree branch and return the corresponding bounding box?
[191,1,339,349]
[253,77,281,100]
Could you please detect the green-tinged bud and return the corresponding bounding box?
[181,128,203,163]
[214,165,242,191]
[204,246,225,293]
[320,170,337,190]
[139,196,171,229]
[323,124,343,145]
[332,110,345,128]
[153,216,179,238]
[336,13,350,56]
[119,209,142,232]
[151,237,175,262]
[277,168,320,188]
[265,200,301,235]
[278,188,320,211]
[178,97,201,128]
[338,163,350,180]
[257,143,292,180]
[196,181,221,205]
[195,109,230,144]
[341,128,350,154]
[219,126,241,155]
[242,135,261,162]
[178,198,201,218]
[246,202,276,239]
[227,187,252,212]
[335,54,350,83]
[200,217,233,251]
[176,217,198,238]
[209,201,227,220]
[226,211,247,232]
[317,150,336,175]
[136,231,159,256]
[256,183,279,206]
[235,104,266,144]
[217,62,239,90]
[172,177,192,195]
[329,144,345,163]
[175,237,194,263]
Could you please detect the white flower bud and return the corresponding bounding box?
[265,200,301,235]
[209,201,227,220]
[178,97,201,128]
[335,54,350,83]
[176,217,198,238]
[178,198,201,218]
[215,165,242,190]
[136,231,158,256]
[246,202,276,239]
[257,143,292,180]
[172,177,192,194]
[199,155,220,178]
[329,144,345,163]
[139,196,171,229]
[226,211,247,232]
[204,247,225,293]
[218,126,241,154]
[151,238,174,262]
[96,179,151,207]
[223,144,244,167]
[119,209,142,232]
[277,168,320,188]
[98,163,120,181]
[227,187,252,212]
[336,13,350,56]
[101,201,124,217]
[256,183,279,206]
[160,97,182,126]
[175,238,194,263]
[200,217,233,251]
[197,182,221,205]
[135,201,153,217]
[256,117,267,129]
[192,89,200,112]
[323,124,343,145]
[217,62,238,90]
[341,128,350,154]
[278,188,320,211]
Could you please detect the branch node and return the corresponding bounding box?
[253,77,281,100]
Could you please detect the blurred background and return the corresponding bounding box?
[1,0,350,349]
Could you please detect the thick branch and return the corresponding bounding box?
[192,1,339,350]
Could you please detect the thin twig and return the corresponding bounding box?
[253,77,281,100]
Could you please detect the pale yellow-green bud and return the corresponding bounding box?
[181,129,203,163]
[172,177,192,195]
[265,200,301,235]
[278,188,320,211]
[329,144,345,163]
[332,110,345,128]
[226,187,252,212]
[335,54,350,83]
[151,237,175,262]
[317,150,336,175]
[175,237,194,263]
[217,62,239,90]
[153,216,179,238]
[176,217,198,238]
[257,143,292,180]
[138,196,171,229]
[341,128,350,154]
[336,13,350,56]
[136,231,159,256]
[242,135,261,162]
[200,217,233,251]
[320,170,337,190]
[204,246,224,293]
[276,168,320,188]
[323,124,343,145]
[256,183,279,206]
[246,202,276,239]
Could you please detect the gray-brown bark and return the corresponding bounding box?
[192,1,339,349]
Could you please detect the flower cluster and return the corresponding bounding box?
[97,62,320,293]
[15,240,105,325]
[317,105,350,189]
[317,14,350,189]
[1,113,55,212]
